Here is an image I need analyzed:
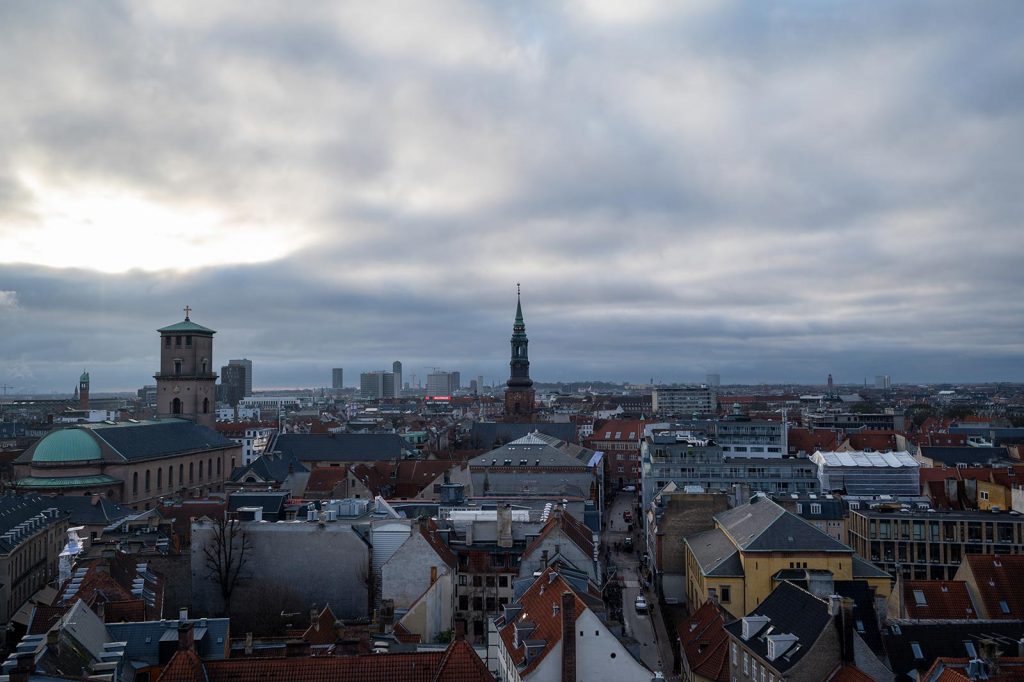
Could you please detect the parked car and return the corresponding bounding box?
[623,510,633,523]
[622,485,637,492]
[623,536,633,552]
[634,595,648,613]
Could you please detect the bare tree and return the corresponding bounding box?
[202,515,252,615]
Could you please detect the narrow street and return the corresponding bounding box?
[603,490,671,676]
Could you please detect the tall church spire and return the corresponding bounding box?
[505,285,535,420]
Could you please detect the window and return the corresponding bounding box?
[165,336,171,348]
[913,590,927,606]
[472,575,482,587]
[168,466,173,488]
[1000,600,1011,614]
[743,652,749,674]
[157,468,162,489]
[189,462,194,483]
[202,398,210,414]
[458,575,467,586]
[172,397,182,414]
[459,596,468,610]
[175,335,182,346]
[216,459,221,476]
[849,501,860,510]
[980,491,990,501]
[911,642,924,660]
[796,503,803,514]
[810,503,821,515]
[486,576,496,588]
[732,643,737,666]
[720,586,731,603]
[855,620,865,633]
[132,472,138,494]
[179,464,184,486]
[186,335,192,346]
[964,641,977,658]
[499,576,508,587]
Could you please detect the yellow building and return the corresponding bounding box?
[683,496,891,619]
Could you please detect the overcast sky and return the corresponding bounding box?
[2,2,1023,393]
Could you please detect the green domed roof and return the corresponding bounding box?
[32,429,102,463]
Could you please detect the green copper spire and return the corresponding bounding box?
[514,282,524,329]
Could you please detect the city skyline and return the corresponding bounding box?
[2,3,1023,391]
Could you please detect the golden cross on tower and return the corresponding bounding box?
[183,305,192,320]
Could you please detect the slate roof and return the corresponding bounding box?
[852,555,891,579]
[470,434,589,469]
[230,452,308,483]
[107,618,230,665]
[679,601,731,682]
[961,555,1024,619]
[715,497,852,553]
[228,492,289,519]
[919,446,1013,466]
[521,509,595,567]
[29,420,240,463]
[157,638,493,682]
[901,580,978,620]
[0,493,67,554]
[46,495,131,526]
[469,421,577,449]
[723,582,831,673]
[685,528,743,577]
[882,620,1024,682]
[271,433,408,462]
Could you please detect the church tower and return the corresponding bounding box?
[78,370,90,410]
[504,285,535,420]
[155,307,217,429]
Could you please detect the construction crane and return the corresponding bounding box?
[0,384,12,396]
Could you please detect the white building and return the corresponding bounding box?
[238,396,303,412]
[651,385,716,416]
[491,567,652,682]
[811,450,920,496]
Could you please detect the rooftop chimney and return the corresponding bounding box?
[561,592,576,682]
[832,597,856,664]
[178,621,195,652]
[497,504,513,549]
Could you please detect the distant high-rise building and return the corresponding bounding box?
[229,358,253,397]
[827,373,834,397]
[651,385,716,416]
[469,379,478,394]
[332,368,344,389]
[875,374,892,390]
[426,371,459,397]
[360,371,396,399]
[706,373,720,387]
[392,361,402,397]
[220,363,247,407]
[477,375,484,392]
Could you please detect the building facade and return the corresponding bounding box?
[332,367,344,390]
[219,362,247,407]
[360,371,396,399]
[847,507,1024,580]
[227,358,253,397]
[811,450,920,496]
[652,386,717,417]
[0,494,69,623]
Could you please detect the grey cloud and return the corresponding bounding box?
[1,1,1022,390]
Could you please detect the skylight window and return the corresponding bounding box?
[964,641,977,658]
[911,642,924,660]
[1000,600,1011,614]
[913,590,927,606]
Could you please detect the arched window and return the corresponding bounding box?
[179,464,184,487]
[201,359,208,373]
[172,397,182,414]
[208,458,212,478]
[216,458,221,476]
[202,398,210,414]
[145,470,151,492]
[168,466,173,489]
[174,359,182,375]
[189,462,194,483]
[132,472,138,494]
[157,468,162,489]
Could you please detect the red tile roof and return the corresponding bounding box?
[588,419,648,444]
[962,555,1024,619]
[347,460,455,499]
[901,580,977,620]
[419,520,457,569]
[925,657,1024,681]
[788,427,840,454]
[829,664,878,681]
[303,467,348,497]
[844,431,901,452]
[496,568,587,676]
[521,509,595,565]
[159,639,494,682]
[679,601,730,682]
